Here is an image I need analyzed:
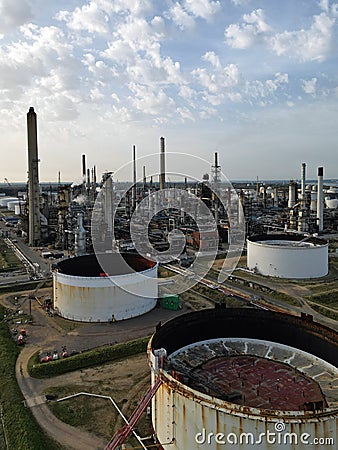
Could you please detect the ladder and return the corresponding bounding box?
[105,376,163,449]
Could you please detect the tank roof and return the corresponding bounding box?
[56,252,156,277]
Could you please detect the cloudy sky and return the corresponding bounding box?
[0,0,338,182]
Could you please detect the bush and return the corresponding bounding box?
[29,336,150,379]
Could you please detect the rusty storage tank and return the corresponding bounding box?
[247,234,328,278]
[53,252,158,322]
[148,308,338,449]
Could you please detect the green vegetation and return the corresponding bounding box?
[266,290,300,307]
[0,279,52,295]
[0,306,63,450]
[29,336,150,379]
[310,304,338,321]
[49,398,93,428]
[0,239,23,273]
[307,291,338,310]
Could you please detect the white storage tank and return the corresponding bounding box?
[247,234,328,278]
[325,198,338,209]
[14,202,25,215]
[148,308,338,450]
[53,252,158,322]
[0,196,18,207]
[7,200,21,211]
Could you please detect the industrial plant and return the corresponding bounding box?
[1,107,338,450]
[148,308,338,450]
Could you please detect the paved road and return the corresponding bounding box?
[16,346,105,450]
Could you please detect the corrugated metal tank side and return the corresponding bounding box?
[148,310,338,449]
[53,265,158,322]
[247,239,328,278]
[150,368,338,450]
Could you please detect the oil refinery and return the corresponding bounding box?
[1,107,338,450]
[148,308,338,450]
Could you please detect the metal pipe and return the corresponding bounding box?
[288,181,296,208]
[132,145,137,210]
[160,137,165,190]
[317,167,324,231]
[82,154,86,180]
[301,162,306,199]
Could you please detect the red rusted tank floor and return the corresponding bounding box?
[194,355,325,411]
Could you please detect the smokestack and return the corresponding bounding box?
[288,181,296,208]
[104,174,113,235]
[317,167,324,232]
[93,165,97,186]
[82,154,86,181]
[298,162,307,232]
[159,137,165,190]
[132,145,137,210]
[301,162,306,199]
[87,168,90,187]
[27,107,41,246]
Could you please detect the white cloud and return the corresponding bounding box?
[225,9,270,49]
[177,106,195,121]
[301,77,317,95]
[319,0,330,13]
[231,0,252,5]
[184,0,221,21]
[270,12,335,62]
[202,51,221,68]
[0,0,32,33]
[56,2,110,34]
[193,57,240,94]
[244,72,289,105]
[168,2,195,30]
[128,82,175,116]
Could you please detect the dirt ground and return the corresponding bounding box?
[43,353,151,447]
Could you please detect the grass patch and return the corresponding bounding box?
[306,291,338,310]
[0,279,52,295]
[49,399,93,428]
[266,291,300,307]
[0,306,64,450]
[310,304,338,321]
[0,239,24,272]
[29,336,150,379]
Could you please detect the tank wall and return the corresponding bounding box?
[151,370,337,450]
[247,240,328,278]
[53,266,158,321]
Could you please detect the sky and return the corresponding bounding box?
[0,0,338,182]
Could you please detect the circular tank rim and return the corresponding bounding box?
[148,340,338,421]
[54,252,157,278]
[53,262,158,281]
[149,308,338,419]
[247,234,328,249]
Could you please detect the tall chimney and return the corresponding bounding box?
[132,145,137,210]
[27,107,41,246]
[159,137,165,190]
[288,180,296,208]
[298,162,307,232]
[317,167,324,232]
[82,154,86,182]
[301,162,306,200]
